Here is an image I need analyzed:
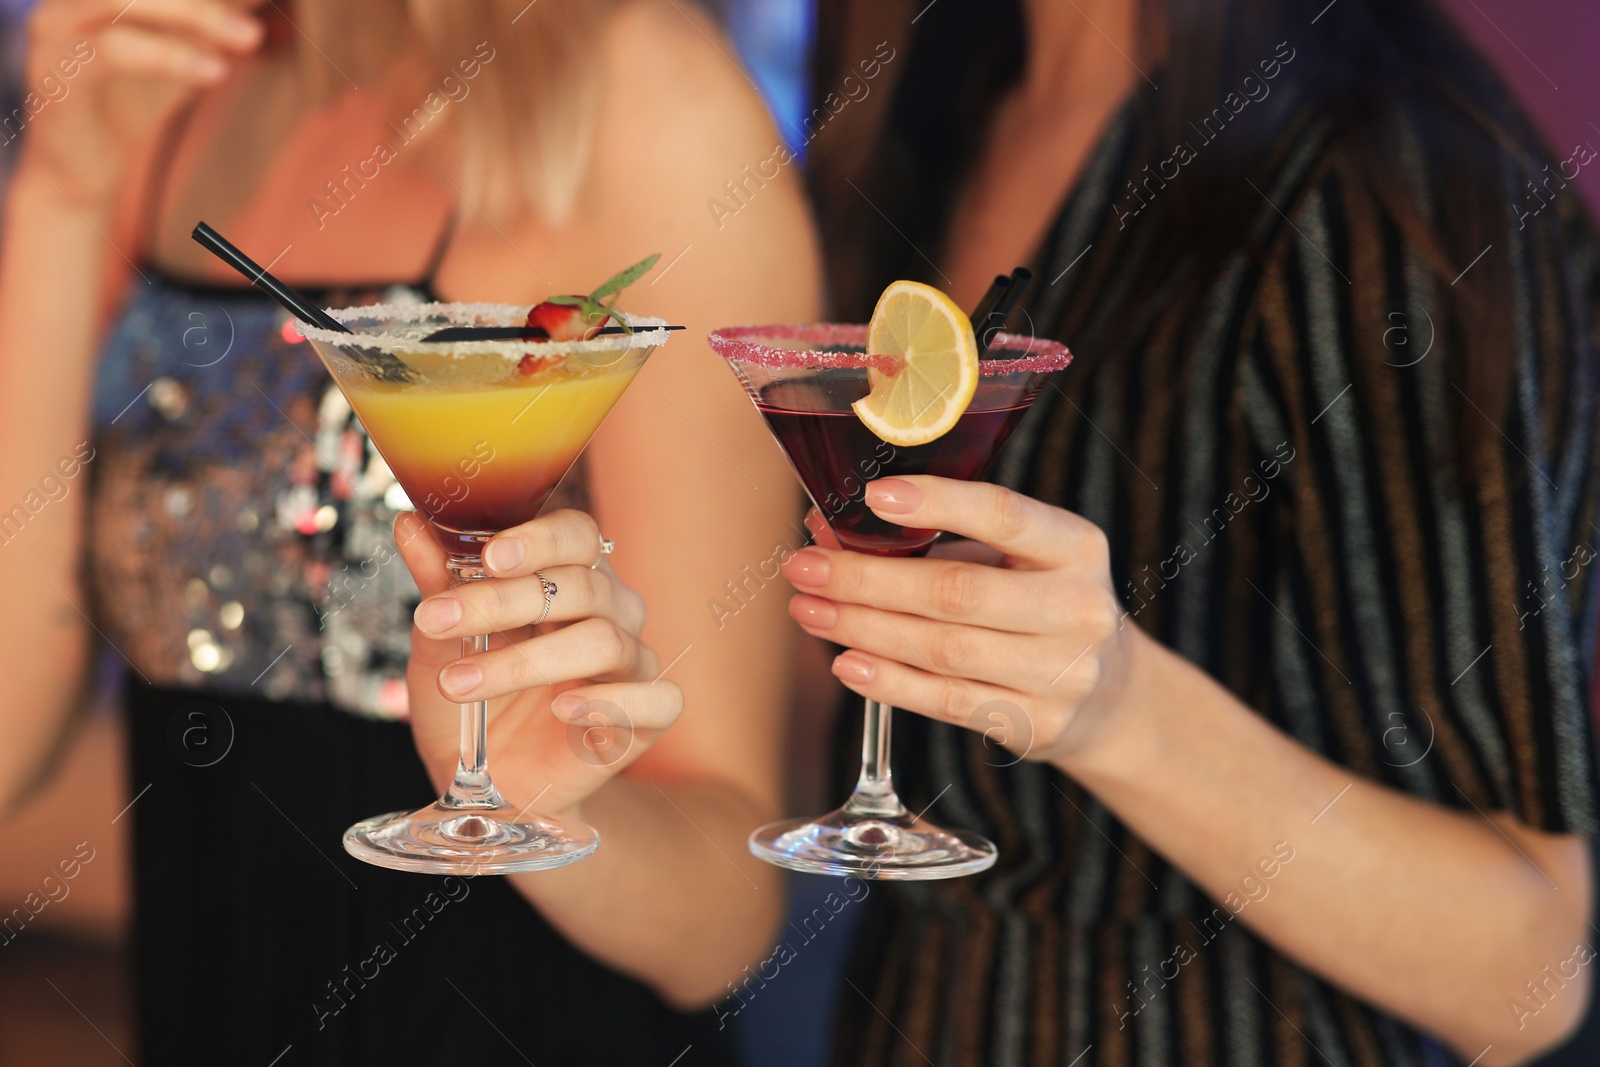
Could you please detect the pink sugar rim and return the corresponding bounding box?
[707,323,1072,376]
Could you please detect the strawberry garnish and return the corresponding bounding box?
[517,253,660,375]
[527,299,613,341]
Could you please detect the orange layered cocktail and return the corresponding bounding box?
[344,355,641,544]
[298,301,661,558]
[293,297,667,876]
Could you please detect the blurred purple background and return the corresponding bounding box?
[722,0,1600,215]
[1438,0,1600,219]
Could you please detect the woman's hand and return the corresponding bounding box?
[781,475,1136,766]
[393,509,681,819]
[22,0,262,205]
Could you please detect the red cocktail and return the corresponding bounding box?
[759,382,1035,556]
[711,321,1071,879]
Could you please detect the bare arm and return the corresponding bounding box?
[0,164,105,804]
[1077,633,1590,1064]
[0,0,260,804]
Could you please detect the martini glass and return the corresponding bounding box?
[297,302,668,874]
[710,323,1071,879]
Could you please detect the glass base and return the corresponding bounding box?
[749,806,997,881]
[343,801,599,875]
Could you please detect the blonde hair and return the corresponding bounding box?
[295,0,620,225]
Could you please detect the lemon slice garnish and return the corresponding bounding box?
[852,280,979,447]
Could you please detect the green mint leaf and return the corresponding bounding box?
[589,253,661,302]
[600,298,634,333]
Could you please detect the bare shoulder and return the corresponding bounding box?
[592,0,792,201]
[578,0,819,322]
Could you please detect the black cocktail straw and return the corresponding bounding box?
[989,267,1032,323]
[190,222,350,334]
[420,324,688,343]
[969,274,1009,326]
[976,267,1033,356]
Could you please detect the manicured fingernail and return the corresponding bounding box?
[832,653,875,684]
[865,479,921,514]
[441,663,482,697]
[783,548,830,586]
[485,538,525,572]
[552,693,585,719]
[415,596,462,634]
[790,595,838,629]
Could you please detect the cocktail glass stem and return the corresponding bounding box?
[337,544,600,873]
[744,687,996,879]
[842,699,909,819]
[440,557,507,814]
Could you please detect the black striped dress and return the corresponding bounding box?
[832,93,1600,1066]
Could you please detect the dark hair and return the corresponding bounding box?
[807,0,1585,470]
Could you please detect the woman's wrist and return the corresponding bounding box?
[9,152,121,223]
[1051,623,1184,787]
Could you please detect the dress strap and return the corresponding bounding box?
[136,98,205,265]
[416,208,459,298]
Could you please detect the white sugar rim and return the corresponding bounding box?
[293,301,670,360]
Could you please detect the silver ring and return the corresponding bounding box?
[592,535,615,570]
[533,570,558,625]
